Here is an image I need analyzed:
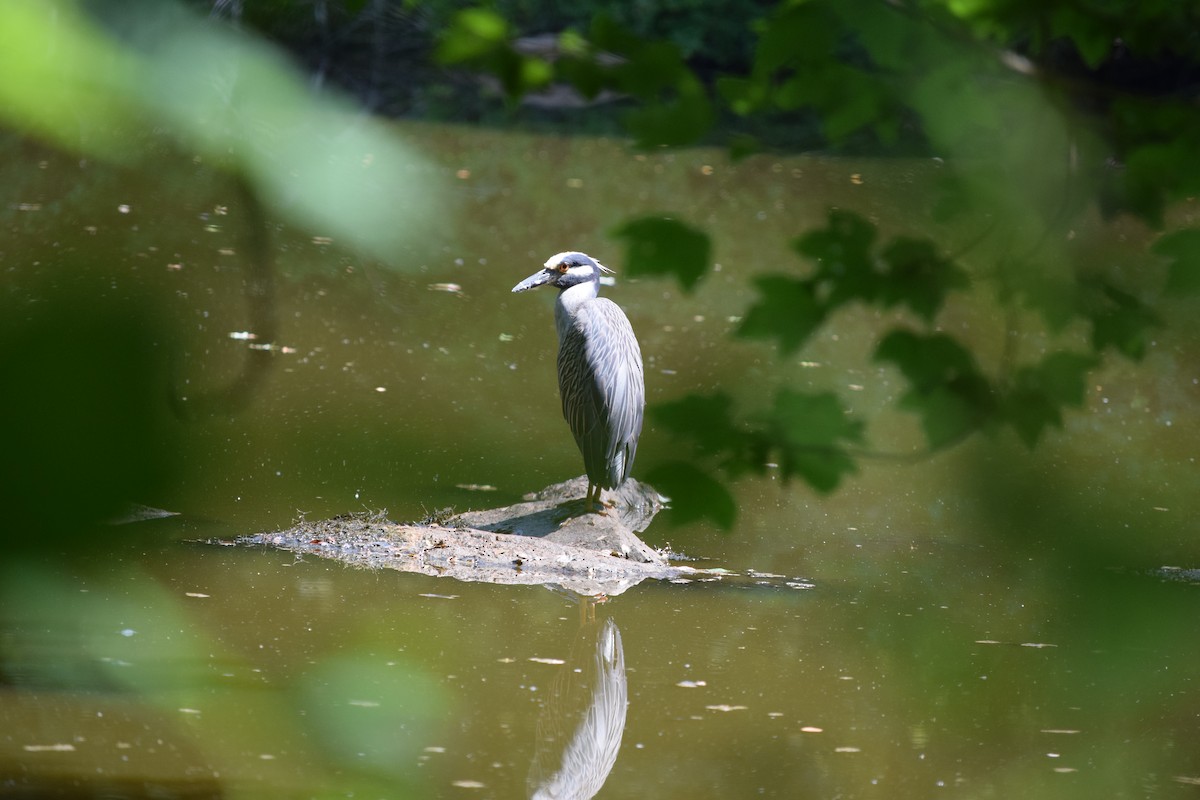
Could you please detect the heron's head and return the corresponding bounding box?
[511,251,613,293]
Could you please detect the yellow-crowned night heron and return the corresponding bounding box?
[512,252,644,511]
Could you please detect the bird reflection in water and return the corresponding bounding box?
[527,613,627,800]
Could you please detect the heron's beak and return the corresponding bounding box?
[512,268,556,293]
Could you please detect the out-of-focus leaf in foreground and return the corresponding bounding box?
[1085,281,1162,361]
[1003,352,1099,448]
[1153,228,1200,296]
[644,462,738,530]
[0,0,439,266]
[436,8,553,98]
[875,330,994,448]
[761,390,862,492]
[610,216,711,292]
[737,276,826,355]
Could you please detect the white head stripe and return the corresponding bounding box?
[544,251,573,269]
[542,251,617,274]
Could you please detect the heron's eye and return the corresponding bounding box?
[555,263,568,273]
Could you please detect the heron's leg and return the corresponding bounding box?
[586,483,605,513]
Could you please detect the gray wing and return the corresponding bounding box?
[557,299,644,488]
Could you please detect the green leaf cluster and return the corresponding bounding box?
[739,210,968,355]
[646,207,1132,526]
[650,388,863,529]
[875,330,993,448]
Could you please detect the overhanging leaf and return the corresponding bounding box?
[876,330,994,448]
[898,385,980,448]
[1030,351,1098,408]
[621,91,714,147]
[610,216,711,291]
[768,389,864,448]
[1011,263,1080,332]
[643,462,737,530]
[651,392,746,459]
[793,210,878,308]
[1000,351,1097,447]
[736,275,826,354]
[435,9,509,64]
[1153,228,1200,296]
[1086,282,1161,360]
[877,236,969,321]
[762,390,862,492]
[874,329,979,393]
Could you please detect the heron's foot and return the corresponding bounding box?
[585,484,608,514]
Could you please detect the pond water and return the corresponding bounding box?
[2,122,1198,799]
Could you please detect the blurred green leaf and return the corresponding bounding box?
[1031,351,1100,408]
[0,291,177,543]
[1003,351,1098,447]
[588,12,643,56]
[436,8,551,99]
[781,446,858,493]
[771,213,967,330]
[717,76,766,116]
[928,171,975,224]
[611,40,690,100]
[556,29,590,57]
[651,392,746,458]
[0,2,141,160]
[763,390,862,491]
[737,276,827,354]
[741,3,908,144]
[775,63,896,144]
[0,1,440,266]
[877,236,970,321]
[575,17,716,147]
[875,330,994,447]
[1116,143,1174,226]
[1105,97,1200,221]
[875,329,979,393]
[1153,228,1200,296]
[1050,7,1114,68]
[1086,282,1161,360]
[823,68,898,145]
[622,90,714,147]
[611,216,711,291]
[898,385,981,449]
[301,653,451,777]
[767,389,865,448]
[752,4,836,75]
[727,132,762,161]
[1001,389,1063,449]
[1011,264,1081,332]
[435,8,510,63]
[795,210,878,307]
[644,461,737,530]
[558,54,611,100]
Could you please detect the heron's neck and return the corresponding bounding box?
[554,280,598,340]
